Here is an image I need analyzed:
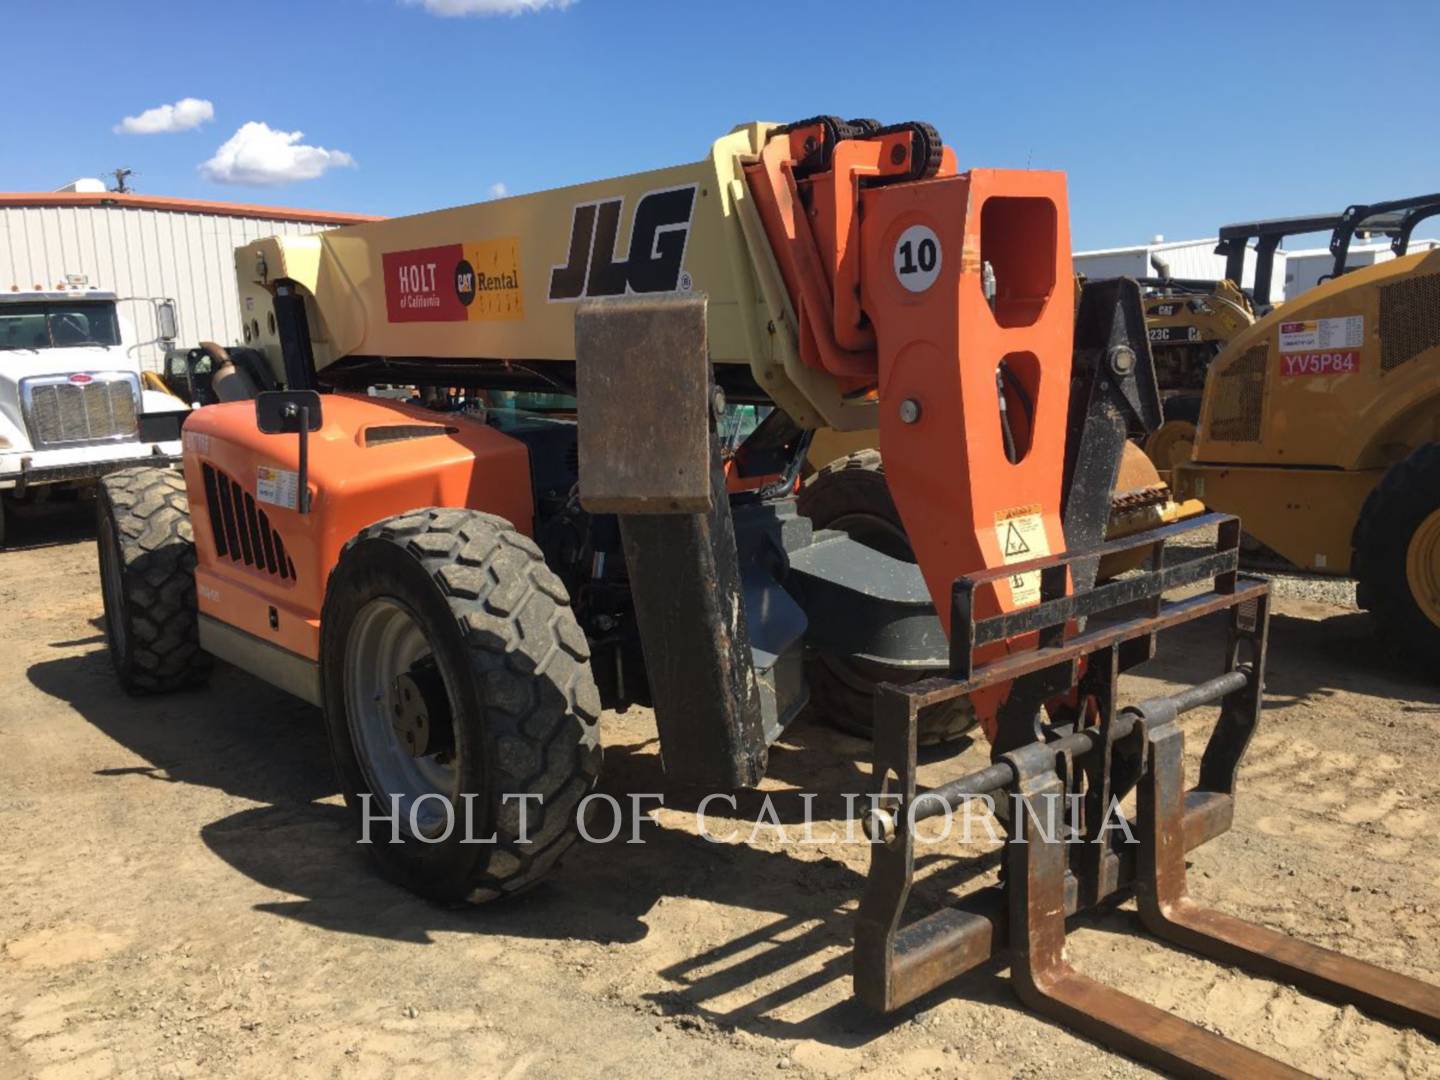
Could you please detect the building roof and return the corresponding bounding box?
[0,191,381,226]
[1073,237,1219,258]
[1283,239,1440,258]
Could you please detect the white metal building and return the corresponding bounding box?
[0,190,378,370]
[1283,239,1440,299]
[1073,237,1288,302]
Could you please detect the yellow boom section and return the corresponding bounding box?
[231,123,876,432]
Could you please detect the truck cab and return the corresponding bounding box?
[0,282,190,544]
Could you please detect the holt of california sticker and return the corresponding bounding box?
[383,238,523,323]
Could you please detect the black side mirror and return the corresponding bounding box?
[256,390,323,434]
[255,390,322,513]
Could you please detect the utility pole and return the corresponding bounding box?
[108,168,134,194]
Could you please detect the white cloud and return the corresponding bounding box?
[199,122,356,186]
[115,97,215,135]
[487,182,508,199]
[405,0,574,16]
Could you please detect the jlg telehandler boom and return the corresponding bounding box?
[95,118,1439,1074]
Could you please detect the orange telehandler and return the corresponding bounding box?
[94,117,1439,1073]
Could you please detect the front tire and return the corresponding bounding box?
[797,451,977,744]
[1353,444,1440,668]
[320,508,602,903]
[97,467,212,694]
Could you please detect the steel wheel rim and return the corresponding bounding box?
[1405,508,1440,629]
[1145,420,1197,471]
[344,598,459,837]
[99,521,128,658]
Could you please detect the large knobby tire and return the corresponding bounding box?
[797,450,977,744]
[97,467,212,694]
[1353,443,1440,669]
[320,508,602,903]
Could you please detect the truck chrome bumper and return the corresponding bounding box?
[0,441,182,491]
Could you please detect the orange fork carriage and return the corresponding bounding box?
[746,121,1075,740]
[740,120,1440,1075]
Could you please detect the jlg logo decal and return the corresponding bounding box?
[548,185,697,301]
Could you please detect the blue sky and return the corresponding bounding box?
[7,0,1439,249]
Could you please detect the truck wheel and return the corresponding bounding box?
[320,508,602,903]
[97,467,212,694]
[1353,443,1440,668]
[797,451,977,744]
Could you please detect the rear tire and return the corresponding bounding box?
[97,467,212,694]
[797,451,977,744]
[1353,444,1440,669]
[320,508,602,903]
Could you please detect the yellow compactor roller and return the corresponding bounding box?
[1174,193,1440,664]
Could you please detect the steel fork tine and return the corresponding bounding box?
[1005,742,1309,1080]
[1136,714,1440,1038]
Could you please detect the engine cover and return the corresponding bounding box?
[182,393,534,663]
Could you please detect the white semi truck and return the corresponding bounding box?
[0,282,190,545]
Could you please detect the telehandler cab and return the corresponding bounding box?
[95,118,1439,1074]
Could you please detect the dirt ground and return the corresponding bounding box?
[2,501,1438,1079]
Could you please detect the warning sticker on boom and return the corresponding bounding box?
[993,504,1050,608]
[1278,315,1363,353]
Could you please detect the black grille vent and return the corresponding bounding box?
[362,424,457,446]
[200,463,296,581]
[1379,272,1440,371]
[1207,342,1267,443]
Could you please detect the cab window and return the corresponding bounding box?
[0,302,122,349]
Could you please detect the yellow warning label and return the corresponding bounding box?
[993,503,1050,607]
